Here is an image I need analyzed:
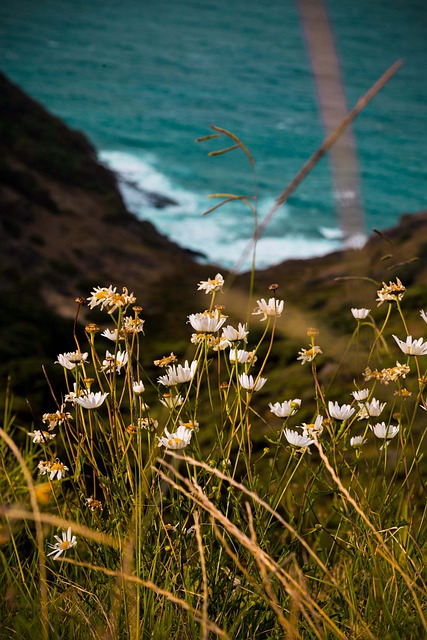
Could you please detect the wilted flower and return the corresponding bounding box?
[76,391,108,410]
[101,350,129,374]
[369,422,400,441]
[122,316,145,334]
[154,353,178,367]
[42,408,72,430]
[27,430,56,444]
[197,273,224,294]
[157,425,193,449]
[364,362,410,384]
[55,351,88,370]
[328,401,355,421]
[222,323,249,342]
[297,345,322,365]
[269,399,301,418]
[158,360,198,386]
[85,497,103,512]
[393,335,427,356]
[191,333,216,346]
[238,373,267,392]
[252,298,284,322]
[350,436,367,447]
[376,278,406,306]
[47,527,77,560]
[283,429,314,449]
[188,310,227,333]
[137,417,159,431]
[351,308,371,320]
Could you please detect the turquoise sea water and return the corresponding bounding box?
[1,0,426,270]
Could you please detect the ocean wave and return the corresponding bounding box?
[99,150,341,272]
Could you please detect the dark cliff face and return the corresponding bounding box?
[0,72,211,409]
[0,71,204,308]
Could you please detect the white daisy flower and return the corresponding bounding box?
[328,401,355,421]
[38,459,69,481]
[420,310,427,324]
[157,425,193,449]
[238,373,267,392]
[87,286,136,313]
[64,383,86,405]
[101,328,119,341]
[369,422,400,440]
[187,310,227,333]
[351,389,369,401]
[101,350,129,374]
[76,391,108,410]
[87,285,117,310]
[55,351,88,370]
[158,360,198,386]
[393,335,427,356]
[351,308,371,320]
[358,398,386,420]
[229,349,253,364]
[47,527,77,560]
[222,323,248,341]
[252,298,284,321]
[159,393,184,409]
[350,436,367,447]
[212,336,232,351]
[302,415,324,438]
[269,399,301,418]
[297,345,323,365]
[197,273,224,294]
[283,429,314,448]
[133,381,145,394]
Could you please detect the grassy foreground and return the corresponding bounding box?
[1,269,427,640]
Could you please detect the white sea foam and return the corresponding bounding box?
[99,150,340,272]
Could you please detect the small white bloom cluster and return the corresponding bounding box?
[38,459,69,481]
[87,285,136,313]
